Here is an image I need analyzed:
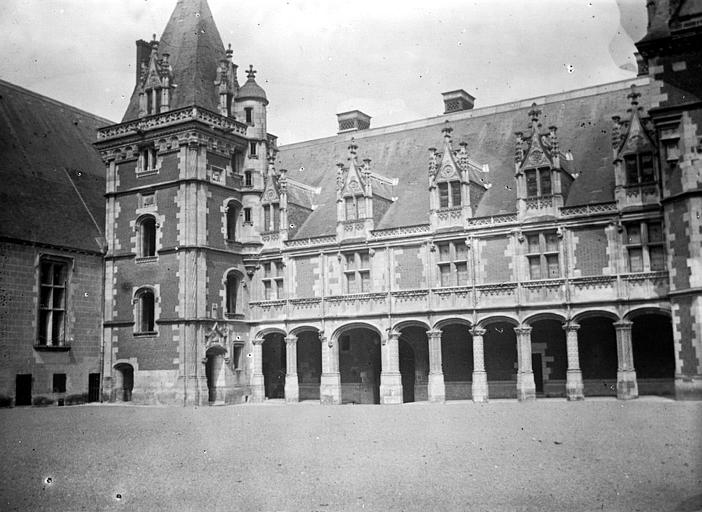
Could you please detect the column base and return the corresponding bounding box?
[517,371,536,401]
[251,374,265,403]
[320,372,341,405]
[675,376,702,400]
[617,370,638,400]
[566,370,584,401]
[380,372,403,405]
[428,372,445,403]
[471,371,488,402]
[284,374,299,403]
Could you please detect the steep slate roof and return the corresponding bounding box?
[277,78,652,239]
[122,0,226,121]
[0,80,109,252]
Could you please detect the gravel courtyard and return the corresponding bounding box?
[1,398,700,512]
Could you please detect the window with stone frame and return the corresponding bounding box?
[344,195,366,220]
[225,201,239,241]
[249,141,257,157]
[526,231,560,280]
[243,207,252,224]
[262,260,284,300]
[436,240,469,287]
[344,251,371,294]
[137,145,157,173]
[225,272,240,317]
[525,167,552,198]
[624,152,655,185]
[38,257,69,347]
[137,216,156,258]
[624,220,665,272]
[438,181,461,208]
[134,288,156,334]
[262,203,280,232]
[244,170,253,187]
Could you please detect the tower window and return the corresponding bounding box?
[135,288,155,334]
[138,216,156,258]
[38,258,69,347]
[244,208,252,224]
[249,142,257,157]
[225,272,239,316]
[245,107,253,124]
[138,146,157,174]
[244,170,253,187]
[226,202,239,241]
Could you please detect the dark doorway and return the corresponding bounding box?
[15,374,32,406]
[205,346,227,403]
[532,354,544,393]
[297,331,322,401]
[632,314,675,396]
[88,373,100,402]
[399,339,415,403]
[339,327,381,404]
[114,364,134,402]
[263,333,286,399]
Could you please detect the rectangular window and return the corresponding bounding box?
[344,251,371,294]
[53,374,66,393]
[625,220,666,272]
[357,198,366,219]
[526,170,538,197]
[640,153,654,182]
[263,205,271,231]
[345,197,356,220]
[249,141,257,157]
[438,182,449,208]
[243,208,252,224]
[525,231,560,280]
[38,259,68,346]
[244,170,253,187]
[451,182,462,207]
[245,107,253,124]
[436,240,470,287]
[539,168,552,195]
[625,155,639,184]
[625,152,655,184]
[262,260,284,300]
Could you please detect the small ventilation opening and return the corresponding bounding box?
[336,110,372,134]
[442,90,475,114]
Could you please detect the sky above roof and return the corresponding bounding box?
[0,0,645,145]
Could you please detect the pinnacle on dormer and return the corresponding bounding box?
[226,43,233,61]
[611,116,622,150]
[627,84,641,112]
[428,147,438,178]
[335,163,345,191]
[548,126,559,154]
[515,131,525,164]
[348,141,358,162]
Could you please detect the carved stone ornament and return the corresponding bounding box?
[348,179,362,194]
[528,149,544,165]
[205,322,228,348]
[440,165,454,178]
[265,188,277,202]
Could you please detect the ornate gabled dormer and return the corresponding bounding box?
[336,142,375,240]
[214,44,239,117]
[260,152,288,248]
[515,104,577,219]
[428,125,489,231]
[612,85,660,210]
[137,35,174,118]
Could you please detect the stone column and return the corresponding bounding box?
[562,322,584,400]
[251,337,265,403]
[614,320,638,400]
[470,326,488,402]
[514,326,536,401]
[426,329,445,403]
[319,332,341,405]
[284,335,299,403]
[380,330,403,404]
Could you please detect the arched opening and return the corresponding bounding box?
[205,345,227,404]
[225,271,240,317]
[440,323,473,400]
[226,201,239,241]
[529,319,567,397]
[138,216,156,257]
[135,288,155,334]
[396,325,429,402]
[113,364,134,402]
[632,313,675,396]
[296,330,322,401]
[263,332,286,399]
[483,322,518,398]
[338,327,381,404]
[578,317,618,396]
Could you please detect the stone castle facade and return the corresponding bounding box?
[1,0,701,406]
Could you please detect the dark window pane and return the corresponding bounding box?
[264,281,272,300]
[625,155,639,184]
[359,252,370,268]
[454,242,468,261]
[346,272,357,294]
[438,182,449,208]
[640,153,655,182]
[244,171,252,187]
[226,204,238,240]
[140,292,154,332]
[53,374,66,393]
[141,218,156,256]
[539,168,551,195]
[626,224,641,245]
[647,222,663,243]
[226,274,238,314]
[526,170,538,197]
[360,271,371,292]
[263,205,271,231]
[276,279,284,299]
[451,181,462,206]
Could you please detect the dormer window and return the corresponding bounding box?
[145,88,161,115]
[344,196,366,220]
[263,203,280,232]
[525,167,551,198]
[624,152,655,184]
[438,181,461,208]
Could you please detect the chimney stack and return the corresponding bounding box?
[442,89,475,114]
[336,110,372,134]
[135,39,152,83]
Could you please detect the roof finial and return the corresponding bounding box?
[348,137,358,160]
[627,84,641,109]
[226,43,233,61]
[528,103,542,126]
[246,65,257,80]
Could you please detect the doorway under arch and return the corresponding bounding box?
[205,345,227,403]
[440,323,473,400]
[529,319,567,397]
[113,363,134,402]
[296,330,322,401]
[483,322,518,398]
[399,339,416,403]
[632,313,675,396]
[396,325,429,402]
[263,332,286,399]
[578,316,618,397]
[338,327,381,404]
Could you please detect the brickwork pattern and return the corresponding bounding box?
[572,227,608,277]
[394,246,424,290]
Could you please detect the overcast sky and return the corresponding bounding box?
[0,0,646,144]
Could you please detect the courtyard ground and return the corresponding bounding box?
[0,397,700,512]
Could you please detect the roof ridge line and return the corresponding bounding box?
[0,79,114,126]
[62,167,104,249]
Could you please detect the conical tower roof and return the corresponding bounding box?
[122,0,226,121]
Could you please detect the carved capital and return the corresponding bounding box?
[252,337,265,346]
[426,329,442,340]
[470,326,486,337]
[562,322,580,332]
[284,335,298,345]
